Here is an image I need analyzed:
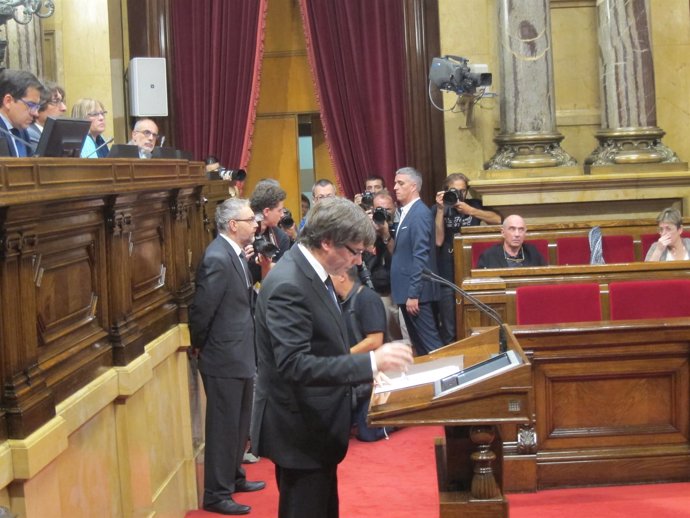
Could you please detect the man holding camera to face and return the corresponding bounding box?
[434,173,501,344]
[249,180,292,284]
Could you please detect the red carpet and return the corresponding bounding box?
[186,426,690,517]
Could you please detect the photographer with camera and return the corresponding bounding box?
[205,155,247,198]
[363,191,403,340]
[433,173,501,344]
[249,180,292,283]
[354,175,386,209]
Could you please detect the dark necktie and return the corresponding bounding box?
[10,128,27,157]
[238,252,252,288]
[324,277,341,312]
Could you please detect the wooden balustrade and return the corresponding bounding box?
[0,158,229,439]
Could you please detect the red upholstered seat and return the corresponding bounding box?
[602,234,635,263]
[556,235,634,265]
[471,241,495,268]
[609,279,690,320]
[471,239,550,268]
[556,237,589,265]
[516,283,602,325]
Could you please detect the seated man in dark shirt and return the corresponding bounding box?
[477,214,546,268]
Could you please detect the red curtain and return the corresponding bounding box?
[299,0,409,198]
[170,0,267,168]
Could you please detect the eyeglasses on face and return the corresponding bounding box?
[46,97,66,106]
[234,214,263,224]
[342,244,365,257]
[134,129,159,139]
[87,110,108,118]
[17,98,41,113]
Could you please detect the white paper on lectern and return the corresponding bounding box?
[373,354,464,394]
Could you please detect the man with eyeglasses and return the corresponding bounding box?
[27,82,67,148]
[311,178,337,203]
[189,197,266,516]
[252,197,413,518]
[128,118,159,159]
[476,214,546,268]
[433,172,501,344]
[0,69,44,157]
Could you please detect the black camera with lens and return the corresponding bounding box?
[253,236,279,261]
[278,209,294,229]
[217,167,247,182]
[372,206,390,225]
[360,191,374,209]
[442,188,465,207]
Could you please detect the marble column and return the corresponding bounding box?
[585,0,679,170]
[486,0,575,170]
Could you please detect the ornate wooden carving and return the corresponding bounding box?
[0,158,208,438]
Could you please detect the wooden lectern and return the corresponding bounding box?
[369,326,532,518]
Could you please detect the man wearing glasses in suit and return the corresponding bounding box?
[0,69,43,157]
[189,198,266,515]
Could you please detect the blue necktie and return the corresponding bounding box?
[10,128,27,157]
[325,277,341,312]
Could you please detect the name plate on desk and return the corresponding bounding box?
[374,354,464,394]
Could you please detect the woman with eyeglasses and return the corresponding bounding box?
[645,208,690,261]
[71,98,110,158]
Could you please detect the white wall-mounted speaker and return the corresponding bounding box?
[129,57,168,117]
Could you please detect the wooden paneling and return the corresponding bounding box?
[0,158,220,438]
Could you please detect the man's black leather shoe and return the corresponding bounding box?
[203,498,251,515]
[234,480,266,493]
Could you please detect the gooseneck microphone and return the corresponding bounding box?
[0,124,34,155]
[421,268,508,353]
[85,136,115,158]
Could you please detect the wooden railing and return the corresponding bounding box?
[0,158,229,439]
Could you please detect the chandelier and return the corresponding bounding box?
[0,0,54,25]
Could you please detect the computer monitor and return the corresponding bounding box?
[34,117,91,158]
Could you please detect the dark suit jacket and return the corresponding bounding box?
[251,245,373,470]
[476,242,546,269]
[188,235,255,379]
[0,118,32,157]
[390,198,440,305]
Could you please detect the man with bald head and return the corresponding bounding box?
[128,118,159,158]
[477,214,546,268]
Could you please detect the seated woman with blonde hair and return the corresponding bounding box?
[645,208,690,261]
[71,98,109,158]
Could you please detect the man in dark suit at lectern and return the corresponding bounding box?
[0,69,43,157]
[189,198,265,515]
[251,197,413,518]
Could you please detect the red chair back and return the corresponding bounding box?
[525,239,549,265]
[471,241,496,268]
[602,234,635,263]
[556,237,589,265]
[609,279,690,320]
[516,283,602,325]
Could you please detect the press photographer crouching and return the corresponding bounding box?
[248,180,292,283]
[433,173,501,344]
[363,191,403,340]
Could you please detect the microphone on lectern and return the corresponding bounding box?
[421,268,508,353]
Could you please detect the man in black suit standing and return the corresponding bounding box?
[252,197,413,518]
[0,69,43,157]
[390,167,444,355]
[189,198,265,515]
